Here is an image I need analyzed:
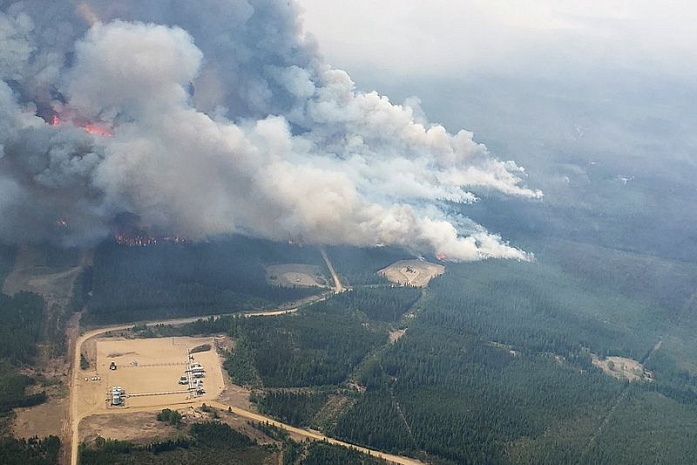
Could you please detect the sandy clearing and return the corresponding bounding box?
[266,263,328,288]
[389,329,407,343]
[379,260,445,287]
[69,311,424,465]
[266,264,326,288]
[70,329,230,465]
[79,411,176,443]
[66,298,423,465]
[12,392,68,440]
[83,337,225,412]
[591,354,654,382]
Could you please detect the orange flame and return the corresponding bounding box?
[84,124,113,137]
[50,114,113,137]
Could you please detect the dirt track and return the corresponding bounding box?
[69,305,422,465]
[580,340,663,461]
[5,247,93,462]
[320,247,344,292]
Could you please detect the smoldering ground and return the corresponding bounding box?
[0,0,541,260]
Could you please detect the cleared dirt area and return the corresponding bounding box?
[217,365,253,411]
[266,263,328,288]
[389,328,407,343]
[3,247,92,306]
[69,309,424,465]
[77,337,225,417]
[12,390,69,439]
[379,260,445,287]
[79,411,177,443]
[591,354,654,382]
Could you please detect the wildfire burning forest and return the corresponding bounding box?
[0,0,541,261]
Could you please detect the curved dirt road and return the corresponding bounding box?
[70,310,296,465]
[69,304,421,465]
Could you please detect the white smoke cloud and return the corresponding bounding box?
[65,21,203,119]
[0,1,541,261]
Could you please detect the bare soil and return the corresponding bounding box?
[3,247,93,307]
[379,260,445,287]
[12,391,69,440]
[79,411,177,443]
[217,370,253,411]
[266,264,328,288]
[389,329,407,343]
[69,311,424,465]
[591,354,654,382]
[78,337,226,414]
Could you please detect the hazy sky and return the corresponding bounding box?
[295,1,697,262]
[297,0,697,78]
[3,0,695,259]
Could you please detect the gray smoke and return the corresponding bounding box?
[0,0,541,260]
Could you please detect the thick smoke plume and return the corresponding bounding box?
[0,0,541,261]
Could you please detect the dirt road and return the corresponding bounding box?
[320,247,344,292]
[70,313,253,465]
[205,401,424,465]
[69,304,421,465]
[3,247,94,463]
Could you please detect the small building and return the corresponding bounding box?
[111,387,123,406]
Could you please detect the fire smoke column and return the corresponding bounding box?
[0,0,541,260]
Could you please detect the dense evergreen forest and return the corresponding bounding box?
[0,436,61,465]
[226,301,388,387]
[6,232,697,464]
[85,237,325,324]
[0,257,49,416]
[256,391,329,426]
[0,292,45,364]
[322,245,413,285]
[299,441,388,465]
[84,238,421,325]
[330,286,422,322]
[173,286,420,388]
[157,240,697,465]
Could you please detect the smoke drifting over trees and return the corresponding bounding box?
[0,0,541,260]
